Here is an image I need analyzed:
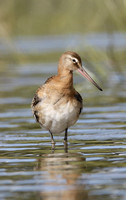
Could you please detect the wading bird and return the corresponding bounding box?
[31,51,102,144]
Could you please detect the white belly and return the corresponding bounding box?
[38,101,80,134]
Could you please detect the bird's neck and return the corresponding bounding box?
[57,68,73,89]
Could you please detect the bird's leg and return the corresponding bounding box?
[64,128,68,143]
[64,141,68,153]
[49,131,55,144]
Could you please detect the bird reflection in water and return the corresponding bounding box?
[35,145,88,200]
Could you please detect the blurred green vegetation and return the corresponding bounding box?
[0,0,126,76]
[0,0,126,36]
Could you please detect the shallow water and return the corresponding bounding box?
[0,37,126,200]
[1,33,126,55]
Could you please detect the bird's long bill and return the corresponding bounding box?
[78,67,103,91]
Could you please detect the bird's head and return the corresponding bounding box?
[58,51,103,91]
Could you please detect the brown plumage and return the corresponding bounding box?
[31,51,102,144]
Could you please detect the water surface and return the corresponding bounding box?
[0,36,126,200]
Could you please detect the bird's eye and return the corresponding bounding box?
[72,59,77,63]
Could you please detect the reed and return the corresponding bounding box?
[0,0,126,35]
[0,0,126,75]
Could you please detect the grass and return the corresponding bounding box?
[0,0,126,76]
[0,0,126,35]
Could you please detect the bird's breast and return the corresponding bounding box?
[36,96,82,134]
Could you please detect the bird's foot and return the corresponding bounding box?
[51,141,55,151]
[51,140,55,144]
[64,138,67,143]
